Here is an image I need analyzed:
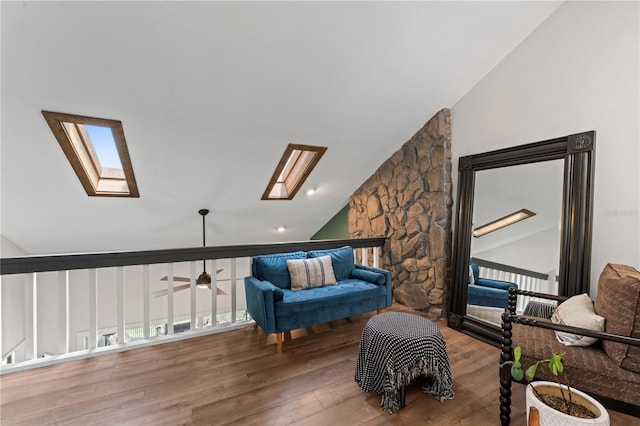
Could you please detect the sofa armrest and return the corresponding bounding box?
[475,278,517,291]
[244,276,283,334]
[468,284,510,308]
[353,264,392,306]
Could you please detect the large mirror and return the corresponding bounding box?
[465,160,564,328]
[448,132,595,343]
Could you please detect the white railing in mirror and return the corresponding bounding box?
[1,239,384,374]
[471,257,558,314]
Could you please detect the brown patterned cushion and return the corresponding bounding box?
[594,263,640,373]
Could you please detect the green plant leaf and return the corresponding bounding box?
[510,360,523,381]
[549,353,564,376]
[525,362,539,382]
[514,346,521,362]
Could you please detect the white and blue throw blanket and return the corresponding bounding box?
[355,312,454,413]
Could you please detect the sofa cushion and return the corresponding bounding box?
[287,256,336,291]
[307,246,354,280]
[276,279,385,315]
[252,251,306,289]
[551,293,604,346]
[594,263,640,373]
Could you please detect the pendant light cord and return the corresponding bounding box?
[202,212,206,248]
[199,209,209,274]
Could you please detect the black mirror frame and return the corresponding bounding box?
[447,131,596,343]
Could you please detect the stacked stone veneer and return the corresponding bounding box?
[348,108,452,319]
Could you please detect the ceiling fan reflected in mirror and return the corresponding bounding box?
[151,209,228,298]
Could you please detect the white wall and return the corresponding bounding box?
[452,1,640,297]
[473,227,561,278]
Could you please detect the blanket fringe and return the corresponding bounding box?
[380,356,454,414]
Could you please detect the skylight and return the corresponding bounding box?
[42,111,139,197]
[262,143,327,200]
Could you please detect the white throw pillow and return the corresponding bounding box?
[551,293,605,346]
[287,256,337,291]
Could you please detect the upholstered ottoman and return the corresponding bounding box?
[354,312,454,413]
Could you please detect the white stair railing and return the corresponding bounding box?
[1,239,385,374]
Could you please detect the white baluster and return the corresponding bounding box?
[25,273,37,359]
[0,275,3,361]
[231,258,237,323]
[143,265,150,339]
[58,271,69,354]
[211,259,217,327]
[361,248,368,266]
[88,269,97,349]
[116,267,125,344]
[167,263,174,335]
[373,247,380,268]
[190,261,196,330]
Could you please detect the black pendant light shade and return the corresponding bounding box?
[196,270,211,287]
[196,209,211,288]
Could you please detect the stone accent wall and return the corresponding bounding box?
[348,109,452,319]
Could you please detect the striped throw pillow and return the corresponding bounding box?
[287,256,337,291]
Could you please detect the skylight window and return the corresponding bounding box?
[84,125,123,169]
[262,143,327,200]
[42,111,139,197]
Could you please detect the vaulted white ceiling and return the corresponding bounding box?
[1,1,561,255]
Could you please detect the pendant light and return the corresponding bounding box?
[196,209,211,288]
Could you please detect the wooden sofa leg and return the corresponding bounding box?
[376,309,382,314]
[253,322,259,329]
[276,332,283,354]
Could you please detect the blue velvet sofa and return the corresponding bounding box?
[245,246,392,352]
[467,263,518,309]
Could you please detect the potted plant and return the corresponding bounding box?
[500,346,609,425]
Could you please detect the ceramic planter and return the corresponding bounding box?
[526,381,609,426]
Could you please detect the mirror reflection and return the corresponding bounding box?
[465,160,564,326]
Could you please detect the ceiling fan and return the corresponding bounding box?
[151,209,229,298]
[151,269,229,298]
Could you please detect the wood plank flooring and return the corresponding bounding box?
[1,305,638,425]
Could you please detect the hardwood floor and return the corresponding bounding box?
[1,305,638,425]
